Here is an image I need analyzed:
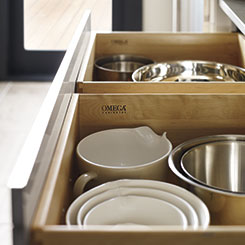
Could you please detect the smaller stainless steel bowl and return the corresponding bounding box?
[181,140,245,193]
[94,55,154,81]
[132,60,245,82]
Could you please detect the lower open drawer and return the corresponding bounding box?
[31,93,245,245]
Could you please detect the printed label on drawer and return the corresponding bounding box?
[101,104,127,114]
[111,39,128,45]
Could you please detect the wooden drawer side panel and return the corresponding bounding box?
[238,34,245,68]
[95,33,241,66]
[32,95,80,233]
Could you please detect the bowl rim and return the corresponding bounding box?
[180,140,245,193]
[131,60,245,82]
[77,186,198,227]
[76,127,173,169]
[82,194,188,227]
[94,54,154,74]
[168,134,245,196]
[66,179,210,226]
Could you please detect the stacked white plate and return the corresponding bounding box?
[66,179,210,229]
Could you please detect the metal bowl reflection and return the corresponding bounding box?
[94,55,154,81]
[168,134,245,225]
[132,60,245,82]
[181,140,245,193]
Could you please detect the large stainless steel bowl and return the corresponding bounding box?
[132,60,245,82]
[181,140,245,193]
[168,134,245,225]
[94,55,154,81]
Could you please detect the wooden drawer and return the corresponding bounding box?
[77,30,245,94]
[32,93,245,245]
[8,11,245,245]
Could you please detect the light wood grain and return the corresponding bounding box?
[94,33,241,65]
[77,94,245,146]
[32,95,79,233]
[238,34,245,67]
[78,33,96,83]
[37,226,245,245]
[77,82,245,94]
[24,0,112,50]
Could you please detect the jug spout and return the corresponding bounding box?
[136,126,155,135]
[162,132,167,139]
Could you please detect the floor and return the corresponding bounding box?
[24,0,112,49]
[0,0,111,244]
[0,82,51,244]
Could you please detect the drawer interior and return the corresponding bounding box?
[76,32,245,94]
[31,93,245,245]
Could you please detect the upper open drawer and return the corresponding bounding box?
[77,31,245,94]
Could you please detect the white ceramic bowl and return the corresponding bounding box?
[74,127,173,196]
[77,126,172,168]
[83,195,188,227]
[66,179,210,228]
[76,187,198,228]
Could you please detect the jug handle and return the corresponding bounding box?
[73,171,98,197]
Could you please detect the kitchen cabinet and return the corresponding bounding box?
[8,11,245,245]
[219,0,245,35]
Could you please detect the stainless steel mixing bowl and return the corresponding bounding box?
[168,134,245,225]
[132,60,245,82]
[181,140,245,193]
[94,55,154,81]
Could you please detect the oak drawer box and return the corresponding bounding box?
[32,93,245,245]
[77,29,245,94]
